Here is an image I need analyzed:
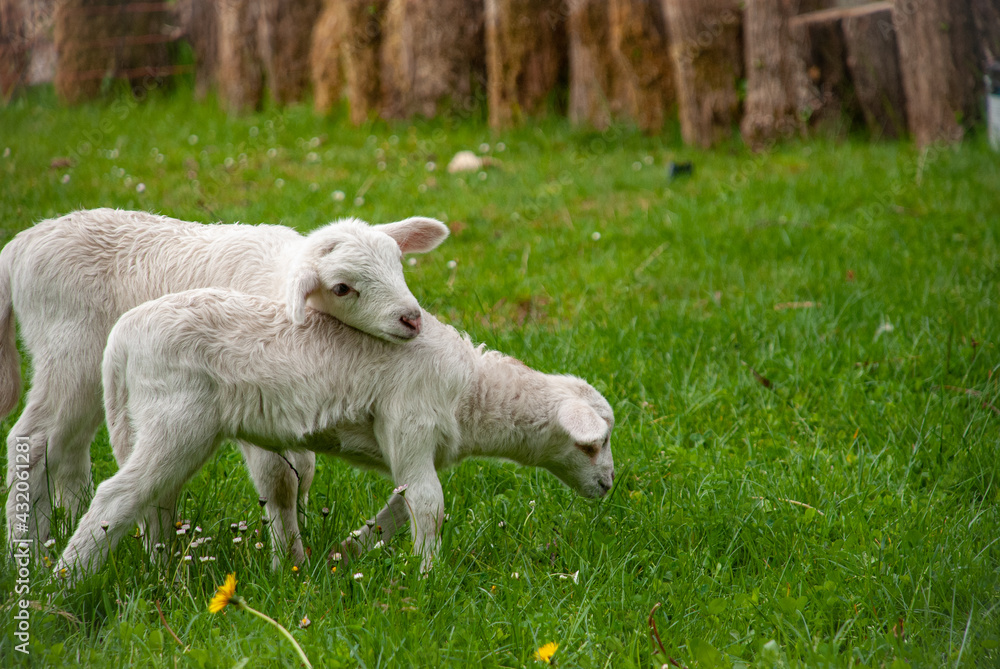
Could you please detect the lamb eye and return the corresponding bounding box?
[332,283,351,297]
[575,442,599,458]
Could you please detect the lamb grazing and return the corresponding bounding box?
[55,288,615,578]
[1,209,449,566]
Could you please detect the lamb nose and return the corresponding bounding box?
[400,314,421,335]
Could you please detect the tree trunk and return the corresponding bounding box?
[216,0,264,113]
[662,0,743,148]
[310,0,345,114]
[741,0,811,148]
[258,0,321,105]
[342,0,387,125]
[0,0,29,101]
[841,3,906,138]
[567,0,628,129]
[611,0,675,133]
[381,0,485,119]
[486,0,567,128]
[892,0,980,146]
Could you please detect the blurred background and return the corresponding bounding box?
[2,0,998,149]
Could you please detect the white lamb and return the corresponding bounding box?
[1,209,449,564]
[55,288,615,577]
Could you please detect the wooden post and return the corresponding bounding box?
[380,0,485,119]
[567,0,626,129]
[841,3,906,139]
[892,0,980,146]
[0,0,29,101]
[216,0,264,113]
[342,0,387,125]
[183,0,218,100]
[310,0,345,114]
[741,0,810,148]
[662,0,743,148]
[610,0,675,133]
[258,0,321,106]
[486,0,566,128]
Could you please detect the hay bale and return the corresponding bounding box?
[216,0,263,113]
[662,0,743,147]
[610,0,675,133]
[342,0,387,125]
[380,0,485,119]
[486,0,566,128]
[310,0,345,114]
[258,0,321,105]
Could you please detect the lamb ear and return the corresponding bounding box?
[376,217,449,254]
[286,263,320,325]
[557,400,606,444]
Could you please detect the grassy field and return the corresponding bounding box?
[1,85,998,668]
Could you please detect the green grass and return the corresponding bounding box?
[1,84,999,668]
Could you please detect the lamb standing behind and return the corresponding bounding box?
[56,289,615,577]
[1,209,449,565]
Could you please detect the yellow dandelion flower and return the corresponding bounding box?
[206,572,313,668]
[209,573,238,613]
[534,642,558,664]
